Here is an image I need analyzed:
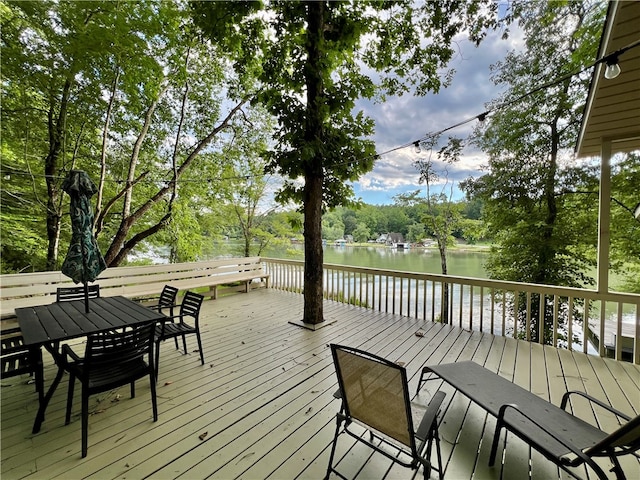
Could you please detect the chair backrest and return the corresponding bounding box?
[158,285,179,308]
[585,415,640,456]
[1,327,32,378]
[1,327,25,355]
[179,291,204,322]
[331,344,416,450]
[57,285,100,302]
[83,321,155,374]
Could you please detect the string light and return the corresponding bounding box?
[604,54,621,79]
[413,141,421,154]
[375,38,640,159]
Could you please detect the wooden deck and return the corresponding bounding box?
[2,289,639,480]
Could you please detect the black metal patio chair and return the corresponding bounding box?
[149,285,179,317]
[326,344,445,480]
[64,320,158,457]
[154,291,204,380]
[149,285,180,349]
[56,284,101,302]
[1,326,44,400]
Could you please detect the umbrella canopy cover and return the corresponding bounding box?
[61,170,107,284]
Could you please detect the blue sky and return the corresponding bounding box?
[350,28,521,205]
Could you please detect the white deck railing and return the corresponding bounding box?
[261,257,640,364]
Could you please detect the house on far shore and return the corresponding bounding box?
[385,233,404,246]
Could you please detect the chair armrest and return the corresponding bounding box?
[560,391,631,421]
[62,344,82,363]
[416,390,446,442]
[496,403,593,465]
[149,303,178,312]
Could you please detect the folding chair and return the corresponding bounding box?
[326,344,445,480]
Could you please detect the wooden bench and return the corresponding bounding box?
[0,257,269,318]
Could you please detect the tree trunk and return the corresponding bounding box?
[45,78,73,270]
[303,172,324,323]
[301,1,325,324]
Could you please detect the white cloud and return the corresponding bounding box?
[353,27,521,204]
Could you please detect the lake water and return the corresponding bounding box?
[263,244,489,278]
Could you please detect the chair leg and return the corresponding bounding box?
[196,332,204,365]
[433,425,443,480]
[81,387,89,458]
[324,415,343,480]
[489,421,504,466]
[65,373,76,425]
[32,348,45,405]
[149,371,158,422]
[416,367,428,395]
[130,381,136,399]
[154,341,161,382]
[609,454,626,480]
[181,334,187,355]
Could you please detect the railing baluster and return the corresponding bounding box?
[259,258,639,363]
[479,286,484,332]
[469,285,474,331]
[616,302,623,361]
[458,284,464,327]
[513,291,519,339]
[431,281,436,322]
[599,301,606,357]
[552,295,559,347]
[538,293,545,344]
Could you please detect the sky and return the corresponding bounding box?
[349,28,522,205]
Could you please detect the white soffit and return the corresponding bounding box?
[576,0,640,158]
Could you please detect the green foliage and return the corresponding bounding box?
[609,154,640,292]
[1,0,275,269]
[465,1,613,340]
[352,223,371,243]
[322,210,345,241]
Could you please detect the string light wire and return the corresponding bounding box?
[2,39,639,185]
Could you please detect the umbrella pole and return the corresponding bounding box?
[84,282,89,313]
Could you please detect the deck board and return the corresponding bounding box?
[2,288,639,480]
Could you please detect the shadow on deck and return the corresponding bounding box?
[2,289,639,479]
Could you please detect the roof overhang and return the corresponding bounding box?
[575,1,640,158]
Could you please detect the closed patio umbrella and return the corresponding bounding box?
[60,170,107,313]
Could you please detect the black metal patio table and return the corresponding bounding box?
[15,296,166,433]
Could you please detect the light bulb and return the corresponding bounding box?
[604,60,621,80]
[414,141,421,154]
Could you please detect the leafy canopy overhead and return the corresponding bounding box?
[193,1,500,209]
